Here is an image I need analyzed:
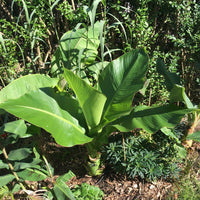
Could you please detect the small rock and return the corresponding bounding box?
[149,184,155,190]
[133,183,138,188]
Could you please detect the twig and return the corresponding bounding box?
[2,146,26,191]
[71,0,75,11]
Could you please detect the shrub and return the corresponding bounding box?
[103,131,183,181]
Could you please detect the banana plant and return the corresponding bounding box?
[157,59,200,147]
[0,49,196,176]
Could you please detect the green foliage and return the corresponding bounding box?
[186,131,200,142]
[0,0,199,177]
[173,177,200,200]
[51,21,101,81]
[103,131,183,181]
[72,183,104,200]
[167,151,200,200]
[0,114,93,200]
[0,48,196,176]
[0,185,15,200]
[0,117,51,196]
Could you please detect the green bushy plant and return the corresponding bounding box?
[72,183,104,200]
[0,49,197,177]
[103,131,182,181]
[0,0,198,177]
[0,116,52,199]
[0,114,94,200]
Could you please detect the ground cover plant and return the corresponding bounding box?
[0,0,200,199]
[103,130,183,181]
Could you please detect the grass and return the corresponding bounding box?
[167,145,200,200]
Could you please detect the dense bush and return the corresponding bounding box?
[1,0,199,103]
[0,0,199,198]
[103,131,183,181]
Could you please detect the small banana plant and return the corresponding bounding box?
[0,49,196,176]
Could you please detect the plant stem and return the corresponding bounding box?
[2,147,26,191]
[122,133,127,180]
[85,142,103,176]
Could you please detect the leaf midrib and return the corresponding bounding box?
[14,105,84,133]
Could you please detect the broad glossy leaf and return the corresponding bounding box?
[0,89,92,147]
[0,160,9,169]
[186,131,200,142]
[98,49,148,121]
[13,159,42,171]
[51,22,100,76]
[114,104,196,133]
[54,182,75,200]
[156,59,180,91]
[56,170,75,184]
[64,69,107,129]
[0,120,27,137]
[170,84,194,108]
[8,148,32,161]
[17,168,47,181]
[41,88,87,129]
[0,174,15,187]
[0,74,58,103]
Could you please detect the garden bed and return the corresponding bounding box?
[12,126,200,200]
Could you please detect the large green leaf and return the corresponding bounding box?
[0,160,9,169]
[114,104,196,133]
[17,168,47,181]
[0,120,27,137]
[170,84,194,108]
[64,69,107,129]
[0,89,92,147]
[51,21,100,76]
[98,49,148,121]
[40,88,87,129]
[0,174,15,187]
[186,131,200,142]
[156,59,180,91]
[54,182,75,200]
[0,74,58,103]
[8,148,32,161]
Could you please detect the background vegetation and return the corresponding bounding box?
[0,0,200,199]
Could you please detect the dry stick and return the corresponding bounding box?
[185,112,199,147]
[36,43,43,68]
[2,146,26,191]
[0,75,6,87]
[71,0,75,11]
[43,38,52,70]
[148,88,152,106]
